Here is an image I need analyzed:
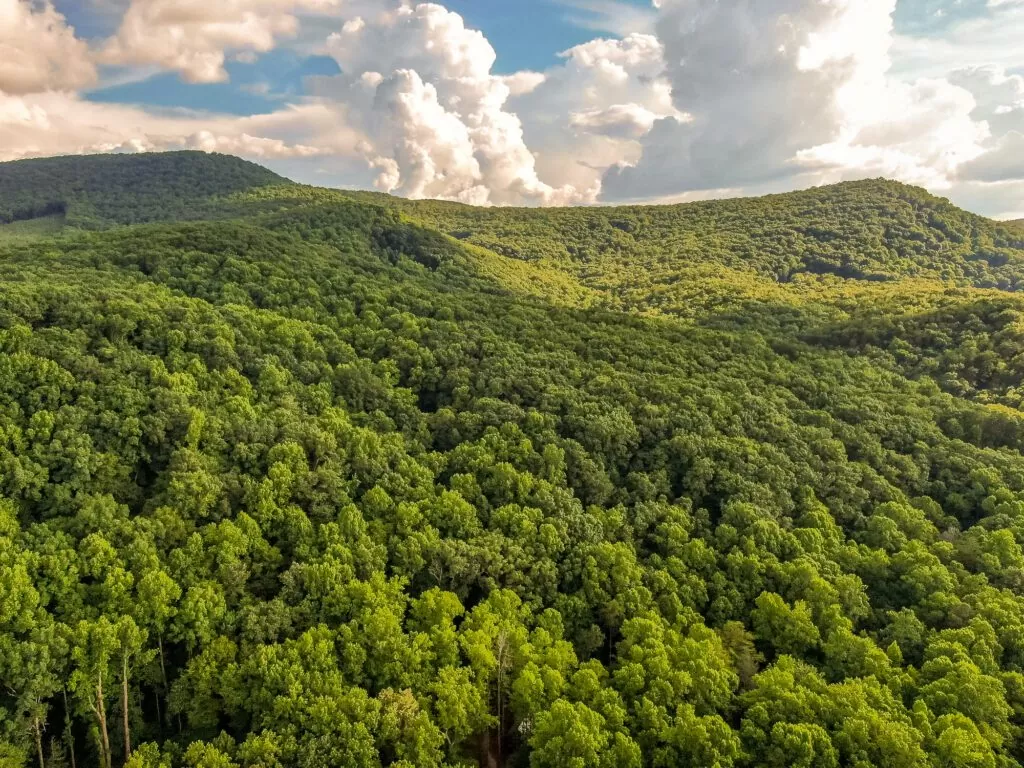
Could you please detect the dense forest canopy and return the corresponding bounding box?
[3,152,1024,768]
[0,152,285,230]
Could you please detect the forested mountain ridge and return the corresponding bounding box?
[4,153,1024,768]
[248,179,1024,292]
[0,152,285,230]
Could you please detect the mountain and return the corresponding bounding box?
[3,152,1024,768]
[0,151,285,229]
[395,178,1024,286]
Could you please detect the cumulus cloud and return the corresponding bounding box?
[507,33,682,200]
[590,0,1024,212]
[299,0,1021,211]
[499,71,546,98]
[947,63,1024,185]
[102,0,340,83]
[602,0,902,200]
[959,131,1024,182]
[314,3,584,205]
[798,77,989,191]
[569,104,665,140]
[953,179,1024,221]
[0,90,352,162]
[556,0,658,36]
[949,65,1024,134]
[0,0,97,94]
[2,0,1022,216]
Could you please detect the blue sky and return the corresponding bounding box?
[59,1,656,74]
[77,0,660,113]
[4,0,1024,217]
[432,0,656,73]
[66,0,1016,113]
[74,0,1018,113]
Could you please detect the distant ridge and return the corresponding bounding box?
[2,151,1023,291]
[371,176,1024,291]
[0,151,286,229]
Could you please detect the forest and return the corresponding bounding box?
[3,151,1024,767]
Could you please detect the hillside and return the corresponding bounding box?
[243,180,1024,312]
[4,153,1024,768]
[0,151,285,230]
[404,179,1024,285]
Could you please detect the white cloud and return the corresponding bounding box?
[948,65,1024,133]
[938,64,1024,187]
[500,71,546,98]
[555,0,657,36]
[367,68,488,204]
[948,178,1024,220]
[101,0,340,83]
[891,3,1024,79]
[0,91,355,162]
[958,131,1024,182]
[2,0,1022,217]
[569,104,665,139]
[799,77,989,191]
[0,0,97,94]
[590,0,1024,216]
[314,3,585,205]
[602,0,902,200]
[179,130,321,158]
[507,33,681,201]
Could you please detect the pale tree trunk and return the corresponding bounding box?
[158,635,170,731]
[121,654,132,762]
[154,688,162,737]
[96,670,112,768]
[158,636,168,693]
[33,716,44,768]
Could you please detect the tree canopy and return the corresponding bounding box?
[3,152,1024,767]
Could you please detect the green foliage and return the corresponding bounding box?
[0,152,284,229]
[0,214,66,244]
[359,178,1024,293]
[4,152,1024,767]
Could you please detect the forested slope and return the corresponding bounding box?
[3,153,1024,768]
[380,180,1024,288]
[0,152,285,230]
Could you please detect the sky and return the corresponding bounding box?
[1,1,1023,218]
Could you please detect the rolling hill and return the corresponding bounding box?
[3,152,1024,768]
[0,151,285,229]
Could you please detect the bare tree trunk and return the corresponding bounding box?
[154,687,163,738]
[63,688,77,768]
[33,717,45,768]
[158,634,176,733]
[158,635,168,696]
[96,670,112,768]
[122,655,132,762]
[478,730,498,768]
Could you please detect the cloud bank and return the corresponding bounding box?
[0,0,1023,216]
[0,0,97,94]
[102,0,341,83]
